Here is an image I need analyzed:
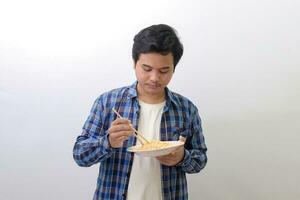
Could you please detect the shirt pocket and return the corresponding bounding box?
[171,126,190,141]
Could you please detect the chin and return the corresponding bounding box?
[146,88,164,95]
[139,83,165,95]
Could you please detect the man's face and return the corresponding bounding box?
[134,52,174,97]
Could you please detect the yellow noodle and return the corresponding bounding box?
[132,140,171,151]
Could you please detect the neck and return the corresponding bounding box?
[137,85,166,104]
[138,93,165,104]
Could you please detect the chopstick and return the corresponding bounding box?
[112,108,149,144]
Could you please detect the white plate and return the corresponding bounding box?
[127,141,184,157]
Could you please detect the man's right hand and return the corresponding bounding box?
[108,118,133,148]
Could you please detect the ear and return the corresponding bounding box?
[133,60,137,69]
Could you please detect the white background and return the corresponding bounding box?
[0,0,299,199]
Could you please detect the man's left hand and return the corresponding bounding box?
[156,136,186,166]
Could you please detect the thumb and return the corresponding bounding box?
[179,135,186,143]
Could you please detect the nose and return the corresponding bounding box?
[150,71,160,82]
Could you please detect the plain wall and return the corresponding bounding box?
[0,0,299,199]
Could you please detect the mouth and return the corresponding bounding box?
[146,83,161,89]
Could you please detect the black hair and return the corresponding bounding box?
[132,24,184,69]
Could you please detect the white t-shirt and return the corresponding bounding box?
[127,100,166,200]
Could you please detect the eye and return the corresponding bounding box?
[142,66,151,71]
[160,69,170,74]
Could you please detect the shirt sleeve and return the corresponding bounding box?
[73,96,114,167]
[176,108,207,173]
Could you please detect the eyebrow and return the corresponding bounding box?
[142,64,171,69]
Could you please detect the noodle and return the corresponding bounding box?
[132,140,171,151]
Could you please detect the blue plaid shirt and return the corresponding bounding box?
[73,82,207,200]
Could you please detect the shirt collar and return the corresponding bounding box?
[128,81,138,98]
[165,86,179,108]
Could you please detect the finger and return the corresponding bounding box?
[172,145,183,153]
[110,131,132,139]
[156,157,172,166]
[179,136,186,143]
[109,124,133,133]
[116,135,129,142]
[156,153,172,160]
[156,157,166,162]
[111,118,131,126]
[111,124,132,133]
[156,155,167,159]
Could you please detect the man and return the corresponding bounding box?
[73,24,207,200]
